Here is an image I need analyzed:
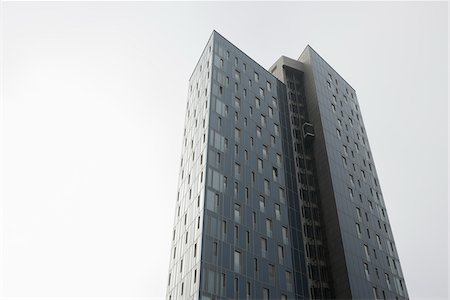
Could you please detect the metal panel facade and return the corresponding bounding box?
[166,31,408,300]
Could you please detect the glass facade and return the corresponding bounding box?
[166,31,408,300]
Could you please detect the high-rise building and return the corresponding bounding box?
[166,31,408,300]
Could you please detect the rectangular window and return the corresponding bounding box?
[261,114,266,127]
[257,126,262,138]
[268,264,275,282]
[278,245,284,264]
[385,273,391,290]
[266,219,273,237]
[234,203,241,223]
[235,128,241,142]
[259,87,265,97]
[272,167,278,181]
[235,163,241,179]
[267,81,272,91]
[286,271,293,292]
[274,124,280,136]
[261,238,268,258]
[282,226,289,244]
[264,179,270,195]
[279,187,286,203]
[235,70,240,81]
[364,244,370,261]
[376,235,382,249]
[364,263,370,280]
[268,106,273,118]
[235,97,241,109]
[263,288,269,300]
[275,204,281,220]
[255,97,261,109]
[262,145,268,159]
[254,72,259,82]
[259,195,265,212]
[356,223,362,238]
[258,158,263,172]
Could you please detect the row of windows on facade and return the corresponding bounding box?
[172,175,289,256]
[215,66,273,100]
[364,261,406,298]
[355,205,390,235]
[331,101,366,139]
[355,221,397,258]
[326,72,357,104]
[169,269,291,300]
[214,44,274,93]
[169,233,292,294]
[347,172,385,212]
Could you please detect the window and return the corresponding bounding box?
[234,203,241,223]
[263,288,269,300]
[282,226,289,244]
[274,124,280,136]
[257,126,262,138]
[255,97,261,109]
[331,103,336,112]
[372,287,378,299]
[364,244,370,261]
[235,128,241,142]
[213,242,218,256]
[268,106,273,118]
[286,271,293,291]
[275,204,281,220]
[279,187,286,203]
[259,87,265,97]
[235,97,240,109]
[266,219,273,237]
[206,190,219,213]
[235,70,240,81]
[234,250,241,272]
[234,57,238,66]
[270,135,275,146]
[258,158,263,172]
[243,63,246,72]
[276,154,282,166]
[261,238,268,257]
[356,207,361,220]
[272,97,278,108]
[234,163,241,178]
[356,223,362,238]
[376,235,382,249]
[272,167,278,181]
[254,72,259,82]
[267,81,272,91]
[259,195,265,212]
[364,263,370,280]
[261,114,266,127]
[278,245,284,264]
[264,179,270,195]
[262,145,268,159]
[337,128,342,139]
[385,273,391,290]
[268,264,275,282]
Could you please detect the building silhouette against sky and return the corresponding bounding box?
[166,31,408,300]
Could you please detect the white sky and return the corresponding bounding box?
[1,2,448,299]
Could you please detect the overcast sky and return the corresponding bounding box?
[1,1,448,299]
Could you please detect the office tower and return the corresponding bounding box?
[166,31,408,300]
